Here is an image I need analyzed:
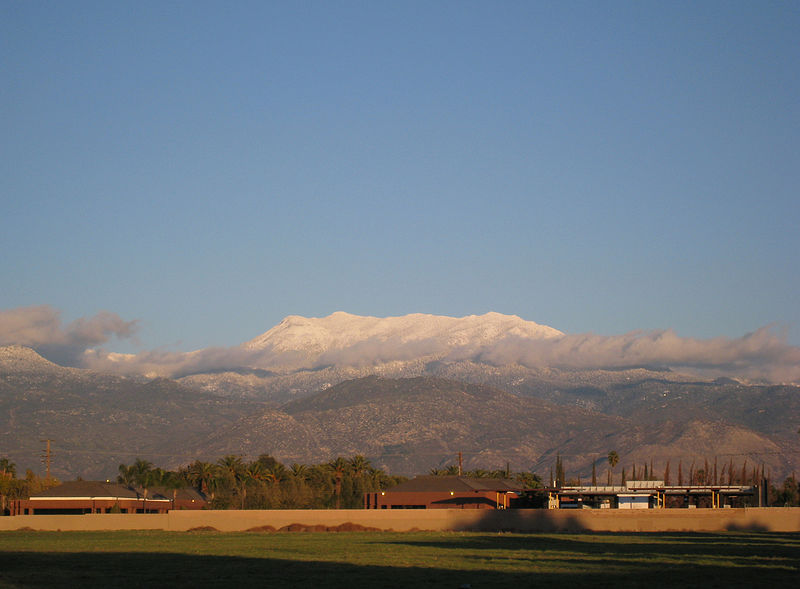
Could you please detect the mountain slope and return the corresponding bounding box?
[3,346,798,481]
[0,346,266,479]
[205,376,625,474]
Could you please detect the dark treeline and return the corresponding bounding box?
[116,454,406,509]
[429,464,543,489]
[2,453,799,511]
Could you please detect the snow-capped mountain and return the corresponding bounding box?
[243,311,563,361]
[81,311,564,379]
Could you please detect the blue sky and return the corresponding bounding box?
[2,0,798,353]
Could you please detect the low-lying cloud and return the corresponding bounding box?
[2,305,799,383]
[469,327,800,383]
[0,305,138,366]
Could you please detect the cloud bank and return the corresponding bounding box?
[1,306,798,383]
[0,305,138,366]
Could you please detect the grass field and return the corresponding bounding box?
[1,530,798,588]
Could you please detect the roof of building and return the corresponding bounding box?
[388,476,524,493]
[31,481,140,499]
[30,481,207,502]
[148,486,207,502]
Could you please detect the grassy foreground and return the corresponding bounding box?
[0,530,798,588]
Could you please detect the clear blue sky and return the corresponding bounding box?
[2,1,798,352]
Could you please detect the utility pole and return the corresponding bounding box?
[40,439,53,480]
[458,451,463,476]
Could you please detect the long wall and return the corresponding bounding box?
[2,508,800,533]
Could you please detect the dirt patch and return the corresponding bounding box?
[327,522,382,532]
[275,522,384,532]
[279,523,310,532]
[246,525,277,532]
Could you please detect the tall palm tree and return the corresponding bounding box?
[187,461,216,497]
[117,463,136,487]
[329,457,349,509]
[607,451,619,485]
[217,455,245,507]
[268,462,287,484]
[240,462,265,509]
[349,455,370,478]
[217,455,244,481]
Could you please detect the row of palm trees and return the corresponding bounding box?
[428,465,543,489]
[117,454,404,509]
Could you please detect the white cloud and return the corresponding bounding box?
[4,306,798,383]
[0,305,137,366]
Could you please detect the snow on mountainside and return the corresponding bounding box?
[0,344,72,374]
[244,311,563,357]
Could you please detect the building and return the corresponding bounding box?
[364,476,525,509]
[11,481,207,515]
[549,480,760,509]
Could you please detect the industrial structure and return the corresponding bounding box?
[365,476,762,510]
[548,480,763,509]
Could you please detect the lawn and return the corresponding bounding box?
[0,530,798,588]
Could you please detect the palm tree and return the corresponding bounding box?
[217,455,244,481]
[161,471,184,507]
[349,455,370,480]
[268,462,287,484]
[117,463,136,487]
[329,457,349,509]
[130,458,154,487]
[217,455,245,506]
[240,462,265,509]
[187,461,216,497]
[290,463,309,481]
[0,458,15,480]
[607,451,619,485]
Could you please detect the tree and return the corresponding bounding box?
[554,455,565,487]
[0,458,18,515]
[187,461,216,496]
[217,455,245,507]
[329,457,349,509]
[240,462,266,509]
[0,458,16,480]
[117,463,136,487]
[514,472,542,489]
[349,455,370,478]
[607,451,619,485]
[290,463,309,482]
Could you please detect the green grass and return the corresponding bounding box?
[0,530,798,588]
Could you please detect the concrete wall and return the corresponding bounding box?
[1,508,799,533]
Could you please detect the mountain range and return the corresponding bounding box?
[1,312,798,481]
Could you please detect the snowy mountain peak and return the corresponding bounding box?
[0,345,65,373]
[243,312,563,359]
